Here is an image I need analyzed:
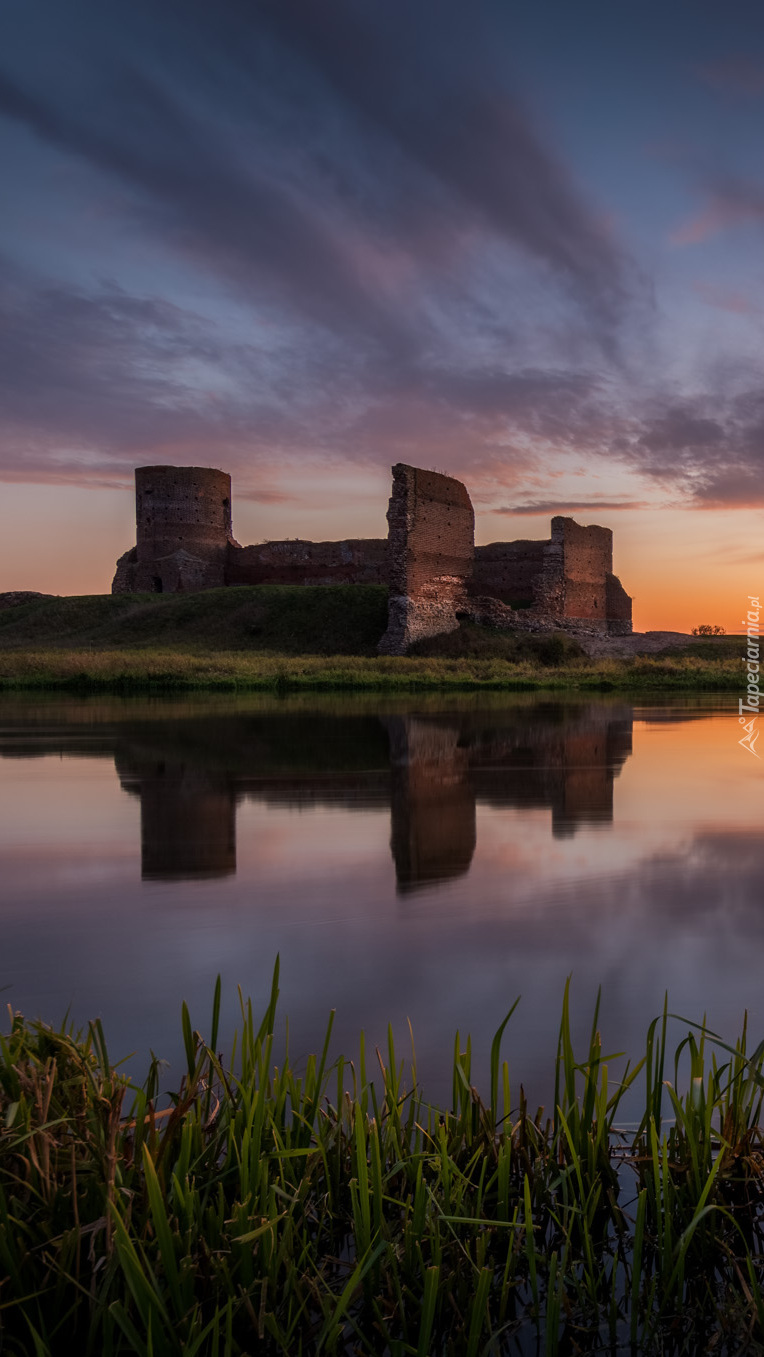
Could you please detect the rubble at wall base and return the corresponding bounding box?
[378,583,466,655]
[112,546,225,594]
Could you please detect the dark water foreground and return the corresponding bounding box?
[0,691,761,1109]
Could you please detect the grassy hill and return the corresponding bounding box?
[0,586,389,655]
[0,588,743,691]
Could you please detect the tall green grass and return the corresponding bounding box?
[0,647,741,692]
[2,967,764,1354]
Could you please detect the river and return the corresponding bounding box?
[0,692,761,1112]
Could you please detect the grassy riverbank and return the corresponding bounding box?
[0,647,740,692]
[0,588,740,691]
[2,967,764,1354]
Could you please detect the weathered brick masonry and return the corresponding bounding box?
[544,518,613,622]
[605,574,633,631]
[226,538,387,587]
[471,516,632,637]
[112,462,632,646]
[113,466,236,593]
[472,540,546,606]
[377,463,475,654]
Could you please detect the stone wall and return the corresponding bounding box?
[113,465,236,593]
[553,517,613,624]
[472,540,545,606]
[111,462,631,638]
[226,538,387,587]
[377,463,475,654]
[113,545,227,594]
[548,517,632,634]
[605,573,633,636]
[471,515,631,634]
[136,465,235,563]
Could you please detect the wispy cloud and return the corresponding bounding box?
[496,500,647,515]
[0,0,649,498]
[0,0,762,523]
[0,1,631,352]
[624,389,764,507]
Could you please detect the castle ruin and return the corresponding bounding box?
[378,464,475,653]
[113,465,236,594]
[113,462,632,649]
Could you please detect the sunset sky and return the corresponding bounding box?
[1,0,763,630]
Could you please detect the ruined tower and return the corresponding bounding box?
[113,465,237,593]
[377,463,475,654]
[472,515,632,636]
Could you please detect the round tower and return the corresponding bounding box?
[135,465,234,565]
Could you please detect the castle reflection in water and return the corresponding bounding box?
[106,703,634,891]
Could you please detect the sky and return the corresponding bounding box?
[0,0,763,630]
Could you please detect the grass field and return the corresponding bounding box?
[0,587,743,691]
[3,967,764,1354]
[0,586,390,656]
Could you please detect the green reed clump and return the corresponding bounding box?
[2,965,764,1355]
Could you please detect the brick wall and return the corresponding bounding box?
[136,465,235,564]
[112,463,632,635]
[472,517,631,631]
[226,538,387,586]
[471,540,545,605]
[605,573,633,635]
[378,463,475,653]
[555,517,613,622]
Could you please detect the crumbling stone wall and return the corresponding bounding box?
[136,465,234,559]
[472,515,631,635]
[472,541,545,606]
[110,461,631,638]
[377,463,474,654]
[551,517,612,623]
[227,538,387,587]
[605,573,633,636]
[113,466,236,593]
[113,545,226,594]
[540,518,632,634]
[112,465,388,594]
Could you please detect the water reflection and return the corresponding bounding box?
[117,756,237,880]
[2,693,758,1113]
[386,717,476,891]
[29,702,635,888]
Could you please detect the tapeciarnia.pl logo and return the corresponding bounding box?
[739,595,761,758]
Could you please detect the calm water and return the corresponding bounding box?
[1,692,762,1110]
